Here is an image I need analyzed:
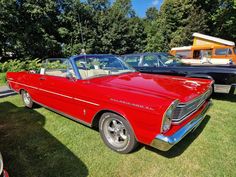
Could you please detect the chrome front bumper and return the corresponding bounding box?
[150,101,212,151]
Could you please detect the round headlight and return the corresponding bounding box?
[161,100,179,133]
[0,153,3,175]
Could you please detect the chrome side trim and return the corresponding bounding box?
[150,101,212,151]
[33,100,91,127]
[39,88,73,99]
[8,80,99,106]
[74,98,99,106]
[9,80,39,90]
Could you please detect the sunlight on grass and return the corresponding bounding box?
[0,95,235,177]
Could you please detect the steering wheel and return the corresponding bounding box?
[78,63,89,70]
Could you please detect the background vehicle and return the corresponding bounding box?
[170,33,236,65]
[122,53,236,94]
[7,55,213,153]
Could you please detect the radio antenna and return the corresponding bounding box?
[78,12,85,53]
[78,12,88,78]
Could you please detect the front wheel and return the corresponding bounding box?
[21,90,34,108]
[99,113,138,154]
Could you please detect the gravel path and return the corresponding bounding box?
[0,85,16,98]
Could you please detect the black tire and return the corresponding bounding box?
[21,90,34,108]
[99,112,138,154]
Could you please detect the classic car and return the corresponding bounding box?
[122,53,236,94]
[0,153,9,177]
[7,54,213,153]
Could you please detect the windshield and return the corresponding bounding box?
[75,55,136,79]
[158,53,184,66]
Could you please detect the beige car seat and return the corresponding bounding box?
[79,69,109,79]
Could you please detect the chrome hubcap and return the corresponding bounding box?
[23,92,31,105]
[103,118,129,149]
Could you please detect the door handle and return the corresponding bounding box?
[39,77,46,80]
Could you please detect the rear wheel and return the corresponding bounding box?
[21,90,34,108]
[99,112,138,154]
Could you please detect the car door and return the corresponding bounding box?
[143,54,188,76]
[37,59,85,120]
[24,72,47,103]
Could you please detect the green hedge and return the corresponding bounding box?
[0,59,42,73]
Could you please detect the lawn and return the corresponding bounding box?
[0,73,6,86]
[0,95,235,177]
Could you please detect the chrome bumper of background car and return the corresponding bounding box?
[232,84,236,94]
[150,101,212,151]
[214,84,236,94]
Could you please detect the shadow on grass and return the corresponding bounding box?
[145,115,210,158]
[0,102,88,177]
[212,93,236,103]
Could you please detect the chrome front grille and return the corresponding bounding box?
[172,88,212,124]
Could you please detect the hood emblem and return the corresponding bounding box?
[184,81,201,89]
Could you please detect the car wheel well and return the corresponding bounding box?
[92,110,125,129]
[19,89,25,94]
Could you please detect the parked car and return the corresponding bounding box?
[0,153,9,177]
[122,53,236,94]
[7,55,213,153]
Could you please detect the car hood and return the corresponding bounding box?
[91,72,212,103]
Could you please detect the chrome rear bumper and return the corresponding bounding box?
[150,101,212,151]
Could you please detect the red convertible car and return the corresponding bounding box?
[7,55,213,153]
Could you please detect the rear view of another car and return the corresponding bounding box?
[0,153,9,177]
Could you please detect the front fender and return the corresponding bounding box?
[91,97,173,145]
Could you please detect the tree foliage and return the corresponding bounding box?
[145,0,236,52]
[0,0,146,58]
[0,0,235,59]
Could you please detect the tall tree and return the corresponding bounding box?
[0,0,19,57]
[146,0,209,51]
[90,0,145,54]
[20,0,64,57]
[196,0,236,41]
[146,7,158,21]
[58,0,97,55]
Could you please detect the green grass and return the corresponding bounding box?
[0,73,6,86]
[0,95,236,177]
